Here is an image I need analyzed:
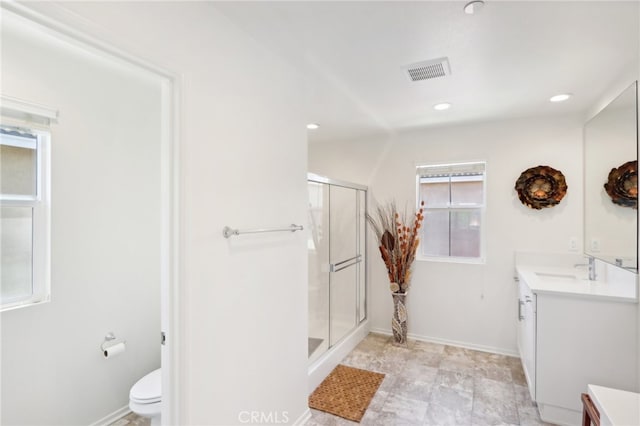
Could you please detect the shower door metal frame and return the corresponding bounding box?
[308,173,368,351]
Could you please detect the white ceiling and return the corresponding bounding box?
[213,1,639,143]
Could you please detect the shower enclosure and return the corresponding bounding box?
[308,174,367,365]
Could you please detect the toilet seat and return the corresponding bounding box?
[130,368,161,404]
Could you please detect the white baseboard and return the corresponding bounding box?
[89,405,130,426]
[292,408,312,425]
[369,327,519,357]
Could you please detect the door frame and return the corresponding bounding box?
[1,3,183,424]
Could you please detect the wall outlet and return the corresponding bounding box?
[569,237,578,252]
[590,238,601,252]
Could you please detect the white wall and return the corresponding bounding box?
[1,13,162,426]
[312,115,584,354]
[309,135,390,185]
[19,2,311,425]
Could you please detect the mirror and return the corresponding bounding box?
[584,81,638,272]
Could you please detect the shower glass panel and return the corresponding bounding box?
[329,185,358,346]
[308,182,329,363]
[308,175,367,362]
[358,190,366,322]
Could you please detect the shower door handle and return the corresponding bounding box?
[330,255,362,273]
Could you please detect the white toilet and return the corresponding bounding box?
[129,368,162,426]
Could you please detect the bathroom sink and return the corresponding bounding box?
[535,272,577,280]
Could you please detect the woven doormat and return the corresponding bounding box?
[309,364,385,422]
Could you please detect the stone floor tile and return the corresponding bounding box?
[357,334,390,353]
[517,404,552,426]
[475,351,510,365]
[413,340,446,354]
[383,343,415,359]
[510,364,528,386]
[429,384,473,410]
[391,375,434,402]
[360,409,383,425]
[367,389,390,412]
[406,350,443,368]
[381,394,429,425]
[309,409,343,426]
[401,358,440,380]
[471,413,520,426]
[507,355,523,367]
[439,356,476,375]
[513,384,536,408]
[444,345,477,360]
[423,401,473,426]
[423,387,473,425]
[377,373,399,393]
[474,363,513,383]
[473,377,519,424]
[475,377,515,400]
[369,345,410,375]
[108,413,149,426]
[341,349,374,370]
[375,410,427,426]
[433,369,475,394]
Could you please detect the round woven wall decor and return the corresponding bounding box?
[515,165,568,210]
[604,160,637,209]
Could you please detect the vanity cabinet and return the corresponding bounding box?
[516,270,638,426]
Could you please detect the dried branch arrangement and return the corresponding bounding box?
[367,201,425,294]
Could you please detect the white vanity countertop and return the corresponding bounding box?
[588,384,640,426]
[516,265,638,303]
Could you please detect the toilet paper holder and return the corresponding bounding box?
[101,332,126,352]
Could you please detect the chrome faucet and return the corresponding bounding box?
[574,256,596,280]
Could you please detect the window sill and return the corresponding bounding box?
[1,297,50,313]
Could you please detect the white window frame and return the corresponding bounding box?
[416,161,487,264]
[1,122,52,312]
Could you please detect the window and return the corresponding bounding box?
[417,162,486,262]
[1,125,50,311]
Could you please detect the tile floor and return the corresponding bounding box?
[308,333,553,426]
[109,411,150,426]
[113,333,552,426]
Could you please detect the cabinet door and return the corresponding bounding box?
[536,295,637,412]
[517,278,536,401]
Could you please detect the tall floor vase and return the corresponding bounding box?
[391,292,408,345]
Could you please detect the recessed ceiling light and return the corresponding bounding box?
[433,103,452,111]
[306,123,320,130]
[550,94,572,103]
[464,0,485,15]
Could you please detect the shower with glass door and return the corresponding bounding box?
[307,174,366,364]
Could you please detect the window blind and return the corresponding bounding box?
[417,162,486,178]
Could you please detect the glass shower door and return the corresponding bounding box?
[308,182,329,363]
[329,185,358,346]
[308,176,366,362]
[358,189,366,322]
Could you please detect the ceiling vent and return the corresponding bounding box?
[404,57,451,82]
